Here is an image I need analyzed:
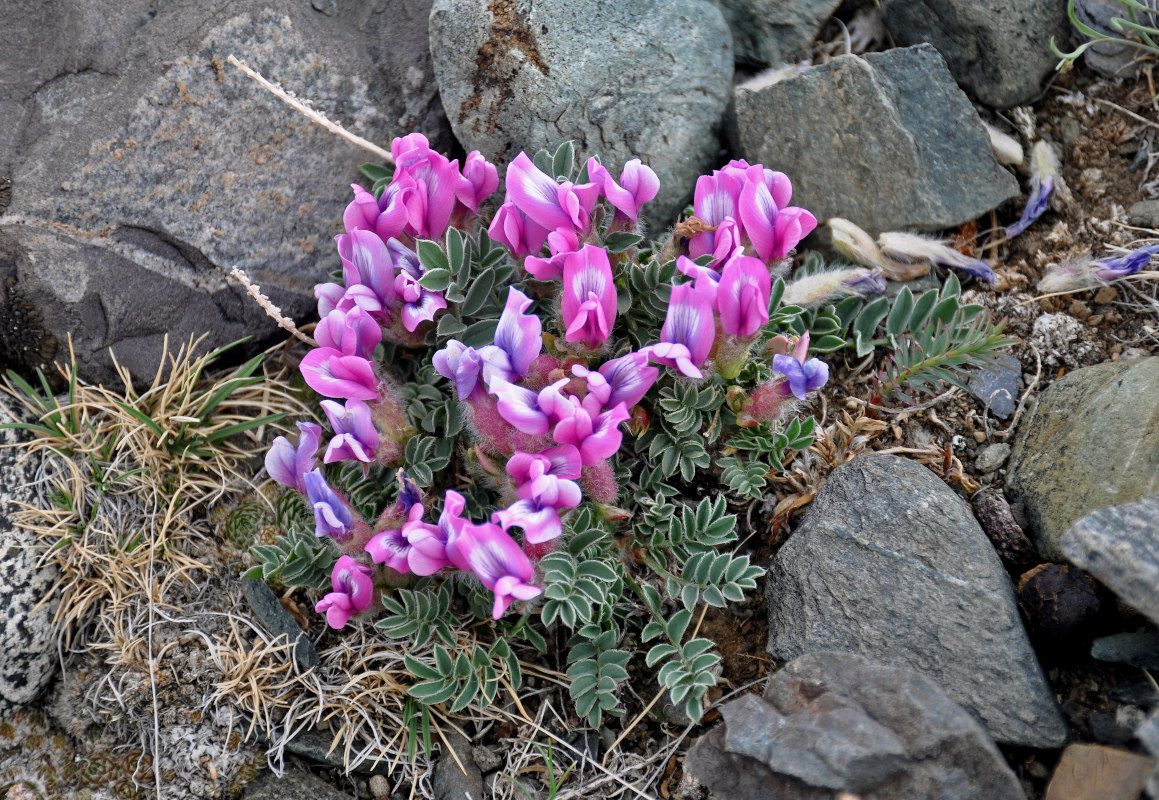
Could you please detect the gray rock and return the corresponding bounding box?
[1061,493,1159,625]
[729,45,1019,235]
[975,443,1011,474]
[1074,0,1159,78]
[0,396,59,716]
[715,0,843,67]
[968,354,1021,419]
[433,731,484,800]
[1130,199,1159,230]
[2,2,449,387]
[766,454,1066,748]
[881,0,1072,107]
[241,577,319,671]
[1092,632,1159,669]
[280,726,390,775]
[687,651,1024,800]
[1028,313,1105,371]
[429,0,734,232]
[1008,359,1159,561]
[1139,710,1159,799]
[242,768,353,800]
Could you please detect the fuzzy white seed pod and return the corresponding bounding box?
[783,268,886,308]
[983,122,1024,167]
[878,232,997,283]
[829,218,928,281]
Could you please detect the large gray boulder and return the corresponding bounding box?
[728,45,1019,235]
[687,652,1024,800]
[881,0,1073,107]
[1007,358,1159,561]
[0,396,59,716]
[766,454,1066,748]
[1,1,449,387]
[714,0,843,68]
[1062,494,1159,627]
[428,0,734,232]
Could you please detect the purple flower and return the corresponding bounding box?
[1006,141,1059,239]
[717,254,771,338]
[315,307,383,359]
[343,183,409,243]
[738,168,816,262]
[524,228,579,282]
[648,282,717,379]
[446,519,542,618]
[316,282,384,319]
[265,421,322,493]
[489,378,574,436]
[303,468,355,542]
[456,150,500,214]
[433,340,487,401]
[389,239,448,332]
[772,334,829,400]
[494,447,584,544]
[479,288,543,383]
[561,245,617,350]
[689,169,746,259]
[488,200,551,259]
[1093,244,1159,281]
[553,402,630,466]
[586,157,660,223]
[406,490,468,575]
[389,133,461,240]
[315,556,375,630]
[505,152,601,235]
[843,268,887,295]
[572,351,658,414]
[321,399,380,465]
[300,348,380,401]
[336,229,396,308]
[676,255,722,291]
[366,503,425,574]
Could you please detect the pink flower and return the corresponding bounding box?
[343,183,409,243]
[315,307,383,359]
[366,503,424,574]
[494,447,583,544]
[524,228,579,282]
[300,348,380,401]
[315,283,384,319]
[336,229,396,308]
[553,402,631,466]
[447,519,542,618]
[717,254,770,338]
[321,399,380,465]
[390,133,461,240]
[586,157,660,223]
[488,200,551,259]
[315,556,375,629]
[571,351,658,414]
[648,282,717,379]
[505,153,601,235]
[457,151,500,214]
[389,239,447,332]
[738,167,816,262]
[265,421,322,493]
[689,169,746,259]
[479,288,543,383]
[489,378,575,436]
[561,245,617,350]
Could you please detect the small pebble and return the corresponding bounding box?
[1094,286,1118,305]
[369,775,390,799]
[972,430,987,444]
[971,491,1038,574]
[975,443,1011,473]
[1018,564,1104,642]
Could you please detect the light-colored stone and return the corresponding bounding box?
[429,0,734,232]
[1045,744,1153,800]
[975,443,1011,474]
[714,0,842,67]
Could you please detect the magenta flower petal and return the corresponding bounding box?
[315,307,383,359]
[493,501,564,545]
[343,183,382,234]
[338,229,396,306]
[718,254,771,338]
[690,171,745,259]
[658,282,716,371]
[490,379,551,435]
[598,351,659,410]
[300,348,380,401]
[491,288,543,379]
[265,421,322,492]
[763,168,793,210]
[524,228,579,282]
[507,153,575,232]
[365,525,412,574]
[321,399,380,464]
[561,245,617,349]
[586,157,660,222]
[488,200,551,259]
[316,592,355,629]
[770,207,817,260]
[457,150,500,213]
[738,176,780,262]
[451,520,541,617]
[317,555,375,628]
[646,342,702,379]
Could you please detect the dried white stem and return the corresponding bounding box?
[226,54,393,164]
[229,267,316,347]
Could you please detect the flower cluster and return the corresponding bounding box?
[263,136,832,631]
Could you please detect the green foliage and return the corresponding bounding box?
[566,626,630,727]
[1052,0,1159,69]
[244,492,337,591]
[642,611,721,723]
[404,638,521,713]
[378,582,456,648]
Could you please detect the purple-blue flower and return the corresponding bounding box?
[315,556,375,629]
[321,399,380,465]
[303,468,355,542]
[648,282,717,379]
[1006,141,1058,239]
[479,288,543,383]
[265,421,322,493]
[572,351,658,415]
[433,340,487,401]
[1093,243,1159,281]
[772,334,830,401]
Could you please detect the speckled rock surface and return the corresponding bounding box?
[881,0,1072,107]
[765,454,1066,748]
[1062,494,1159,626]
[714,0,843,67]
[0,396,59,715]
[242,769,354,799]
[2,2,448,386]
[429,0,733,232]
[1029,313,1105,370]
[687,652,1023,800]
[728,45,1019,235]
[1008,358,1159,561]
